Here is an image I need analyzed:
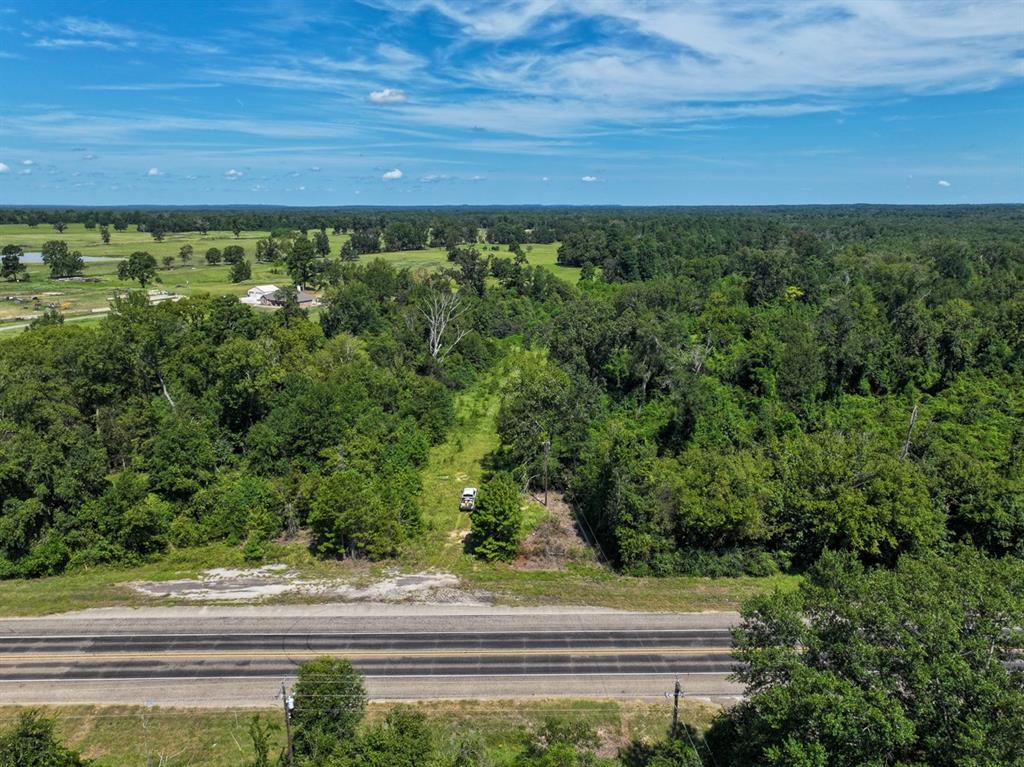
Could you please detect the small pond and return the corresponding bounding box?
[20,251,121,264]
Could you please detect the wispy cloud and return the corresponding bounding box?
[406,0,1023,105]
[146,167,162,176]
[32,15,221,55]
[581,175,597,182]
[79,82,223,91]
[2,110,364,143]
[0,163,9,174]
[369,88,408,104]
[382,168,403,180]
[224,169,243,179]
[937,179,951,187]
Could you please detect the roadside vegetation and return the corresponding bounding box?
[5,546,1021,765]
[0,697,715,767]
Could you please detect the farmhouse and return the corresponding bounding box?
[240,284,280,305]
[260,288,317,308]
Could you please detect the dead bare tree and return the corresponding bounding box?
[899,404,920,460]
[689,335,713,373]
[419,289,470,363]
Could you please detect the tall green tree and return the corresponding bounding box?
[469,472,523,561]
[1,244,27,282]
[291,657,367,763]
[117,251,159,288]
[706,548,1024,767]
[41,240,84,278]
[0,711,89,767]
[286,235,317,287]
[313,230,331,257]
[229,259,252,283]
[309,470,404,559]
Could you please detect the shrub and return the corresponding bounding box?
[469,472,523,561]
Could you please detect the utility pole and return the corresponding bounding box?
[541,439,551,507]
[671,677,681,736]
[281,682,294,766]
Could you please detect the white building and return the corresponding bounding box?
[241,284,280,305]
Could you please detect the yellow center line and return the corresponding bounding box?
[1,647,732,662]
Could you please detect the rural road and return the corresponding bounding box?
[0,605,742,707]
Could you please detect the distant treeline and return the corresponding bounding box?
[1,205,1021,251]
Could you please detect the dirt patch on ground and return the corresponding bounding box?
[129,565,488,604]
[515,492,601,571]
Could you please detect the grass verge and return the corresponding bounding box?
[0,698,718,767]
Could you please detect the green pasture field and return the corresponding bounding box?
[0,224,577,326]
[0,698,717,767]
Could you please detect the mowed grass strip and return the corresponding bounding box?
[0,699,718,766]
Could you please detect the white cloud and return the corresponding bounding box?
[225,168,244,179]
[937,179,951,187]
[82,153,98,160]
[298,185,306,191]
[420,173,451,182]
[369,88,408,104]
[21,160,34,166]
[147,167,161,176]
[581,175,597,182]
[0,163,9,174]
[407,0,1023,121]
[19,169,32,175]
[382,168,403,180]
[310,165,321,171]
[470,175,485,181]
[541,176,549,181]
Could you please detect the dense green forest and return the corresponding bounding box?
[2,205,1022,766]
[0,205,1021,580]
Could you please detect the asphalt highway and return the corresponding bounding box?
[0,606,742,706]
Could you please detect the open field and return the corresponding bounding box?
[0,224,577,326]
[0,699,716,767]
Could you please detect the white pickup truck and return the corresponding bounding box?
[459,487,477,512]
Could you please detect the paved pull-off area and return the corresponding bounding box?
[0,605,741,707]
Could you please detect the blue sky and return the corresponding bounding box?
[0,0,1021,206]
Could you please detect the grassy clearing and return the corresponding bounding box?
[411,354,511,569]
[0,225,578,326]
[0,699,717,766]
[404,347,797,611]
[0,544,250,616]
